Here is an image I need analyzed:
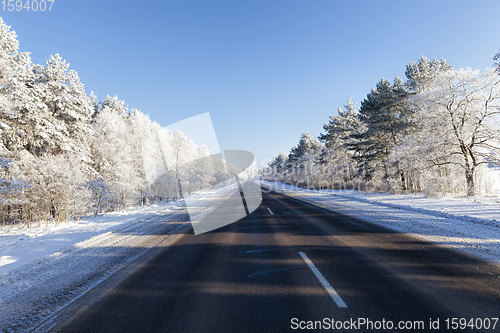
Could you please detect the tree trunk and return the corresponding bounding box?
[177,178,184,199]
[460,143,476,196]
[465,170,475,196]
[400,171,407,192]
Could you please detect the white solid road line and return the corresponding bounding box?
[267,207,274,215]
[298,251,348,309]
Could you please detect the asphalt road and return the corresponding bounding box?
[49,189,499,333]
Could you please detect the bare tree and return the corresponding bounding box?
[409,68,500,196]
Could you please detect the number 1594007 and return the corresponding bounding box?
[2,0,54,12]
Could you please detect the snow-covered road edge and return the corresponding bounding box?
[262,181,500,264]
[32,222,190,333]
[0,205,191,332]
[0,182,245,332]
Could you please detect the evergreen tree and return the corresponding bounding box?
[33,54,94,156]
[287,133,321,169]
[405,56,452,92]
[493,49,500,73]
[318,98,363,188]
[286,133,322,185]
[350,77,412,189]
[267,153,288,178]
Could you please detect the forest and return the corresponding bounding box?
[2,15,500,230]
[0,18,223,227]
[264,56,500,197]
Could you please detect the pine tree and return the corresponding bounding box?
[350,78,412,190]
[318,98,363,188]
[266,153,288,181]
[287,133,320,168]
[405,56,452,92]
[493,50,500,73]
[285,133,322,186]
[33,54,94,156]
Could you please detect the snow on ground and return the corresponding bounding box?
[1,179,498,331]
[0,185,239,332]
[0,203,180,274]
[0,203,188,332]
[262,181,500,264]
[488,165,500,197]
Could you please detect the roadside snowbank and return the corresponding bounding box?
[0,182,241,276]
[0,203,181,274]
[0,182,244,332]
[262,181,500,264]
[0,199,190,332]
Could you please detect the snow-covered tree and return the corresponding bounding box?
[285,133,322,186]
[86,178,116,215]
[405,56,452,92]
[33,54,94,156]
[350,77,413,191]
[17,151,89,226]
[318,98,363,188]
[0,18,46,155]
[266,57,459,194]
[0,18,227,227]
[0,145,27,225]
[400,68,500,196]
[264,153,288,182]
[494,49,500,73]
[90,96,139,208]
[127,109,157,204]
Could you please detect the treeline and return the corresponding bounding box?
[264,56,500,196]
[0,18,218,227]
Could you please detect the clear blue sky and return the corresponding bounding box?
[2,0,500,165]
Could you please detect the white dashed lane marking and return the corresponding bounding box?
[298,251,348,308]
